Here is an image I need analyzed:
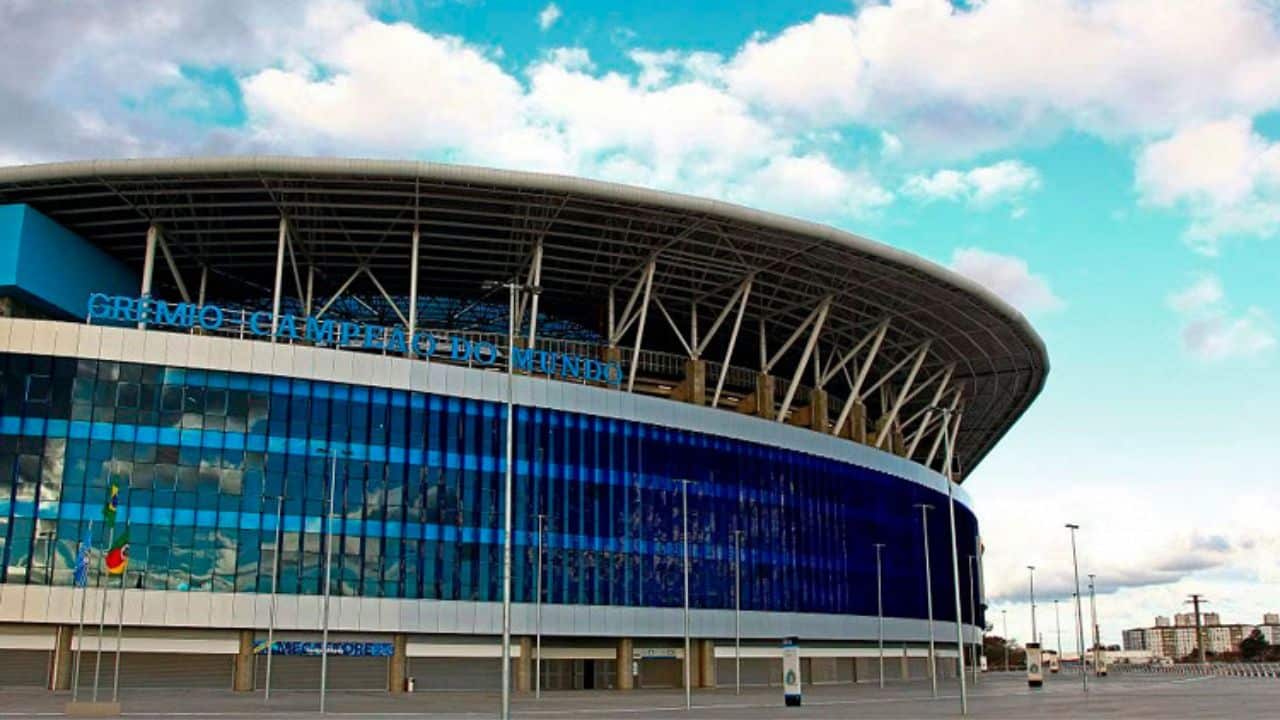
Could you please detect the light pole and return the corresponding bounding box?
[319,447,342,713]
[501,281,516,720]
[678,478,695,711]
[535,512,545,700]
[1088,575,1099,673]
[264,492,284,702]
[483,278,536,720]
[874,543,886,689]
[913,503,937,698]
[1001,609,1009,671]
[1028,565,1037,648]
[1055,599,1062,660]
[732,528,743,696]
[1066,524,1087,693]
[934,404,967,716]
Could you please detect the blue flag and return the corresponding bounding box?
[73,527,92,588]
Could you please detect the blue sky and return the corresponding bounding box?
[2,0,1278,645]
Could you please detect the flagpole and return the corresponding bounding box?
[91,523,114,703]
[112,520,129,702]
[71,519,94,702]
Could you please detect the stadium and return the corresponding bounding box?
[0,157,1046,693]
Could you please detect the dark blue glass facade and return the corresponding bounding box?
[0,351,981,626]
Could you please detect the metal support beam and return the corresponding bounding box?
[820,320,889,388]
[764,299,829,374]
[626,260,657,393]
[610,255,656,345]
[924,392,962,468]
[711,278,753,408]
[874,342,931,448]
[654,296,694,358]
[695,276,753,358]
[139,224,158,330]
[407,228,420,344]
[526,238,544,347]
[285,227,306,306]
[270,218,288,340]
[305,266,315,316]
[832,321,890,436]
[758,317,767,371]
[197,265,208,306]
[315,264,364,319]
[905,367,956,457]
[156,229,191,303]
[364,267,409,328]
[776,297,832,421]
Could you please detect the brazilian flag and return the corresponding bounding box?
[103,478,120,528]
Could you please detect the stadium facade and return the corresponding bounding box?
[0,158,1046,692]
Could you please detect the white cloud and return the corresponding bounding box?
[949,247,1062,314]
[903,160,1040,207]
[537,3,562,32]
[723,0,1280,156]
[1181,310,1276,361]
[235,19,894,222]
[1166,274,1276,361]
[1136,118,1280,255]
[1166,275,1223,314]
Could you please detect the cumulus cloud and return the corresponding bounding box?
[722,0,1280,156]
[1166,274,1276,360]
[237,20,894,220]
[1166,275,1224,314]
[1181,311,1277,361]
[1136,118,1280,255]
[949,248,1062,314]
[538,3,562,32]
[903,160,1040,208]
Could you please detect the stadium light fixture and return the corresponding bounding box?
[1066,523,1088,693]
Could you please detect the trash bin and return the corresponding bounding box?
[405,677,416,692]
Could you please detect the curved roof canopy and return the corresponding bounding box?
[0,157,1048,480]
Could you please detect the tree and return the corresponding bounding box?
[983,635,1026,670]
[1240,629,1269,661]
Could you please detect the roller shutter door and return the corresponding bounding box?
[0,650,49,687]
[255,656,388,690]
[68,653,233,689]
[405,658,503,691]
[714,657,780,687]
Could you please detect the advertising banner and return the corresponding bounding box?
[252,640,393,657]
[1026,642,1043,688]
[782,637,802,707]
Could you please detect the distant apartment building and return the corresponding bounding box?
[1123,613,1279,657]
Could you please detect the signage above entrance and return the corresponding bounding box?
[87,293,623,385]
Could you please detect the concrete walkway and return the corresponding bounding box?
[2,672,1277,718]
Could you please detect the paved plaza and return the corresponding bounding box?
[1,672,1276,719]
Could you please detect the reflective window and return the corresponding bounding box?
[0,351,982,625]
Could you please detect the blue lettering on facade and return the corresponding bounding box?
[85,294,623,385]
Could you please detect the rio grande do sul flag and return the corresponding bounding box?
[105,527,130,575]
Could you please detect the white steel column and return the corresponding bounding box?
[776,297,832,421]
[832,321,889,435]
[407,227,420,347]
[270,218,288,340]
[626,259,657,393]
[874,343,931,448]
[156,230,191,303]
[906,367,955,457]
[526,239,544,346]
[138,224,159,329]
[197,265,208,307]
[711,278,753,407]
